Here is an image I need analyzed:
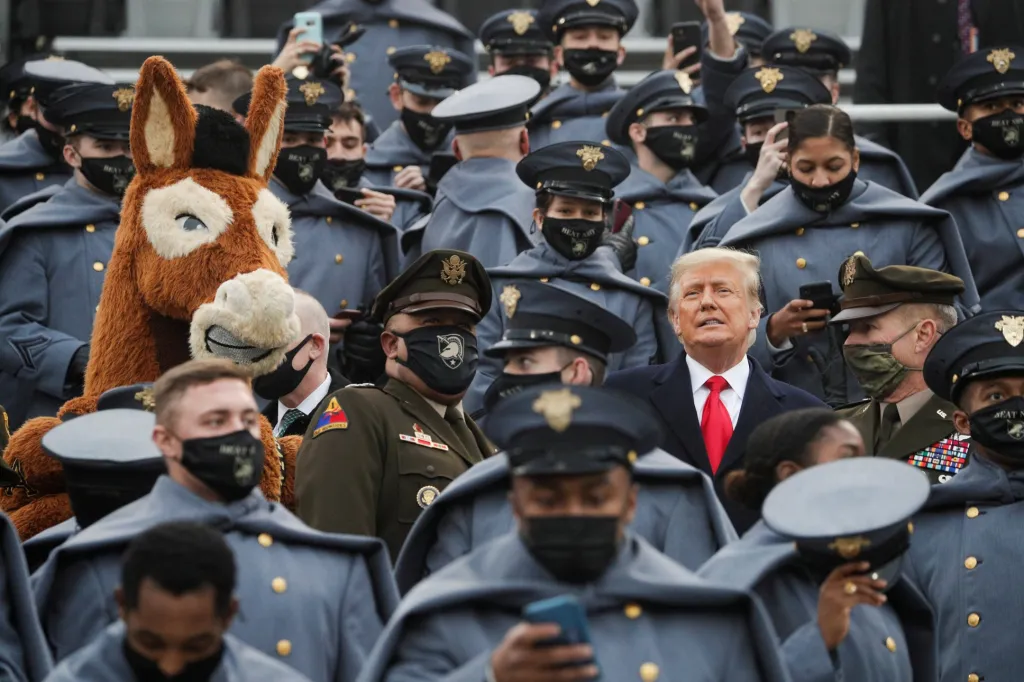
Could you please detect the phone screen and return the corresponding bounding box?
[671,22,703,71]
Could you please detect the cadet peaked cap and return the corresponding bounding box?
[0,53,55,105]
[284,75,342,132]
[937,46,1024,112]
[538,0,639,43]
[924,310,1024,405]
[830,254,965,324]
[763,27,852,74]
[431,75,540,134]
[486,385,662,475]
[388,45,475,100]
[606,70,707,145]
[724,65,832,123]
[44,82,135,139]
[702,12,774,57]
[517,140,631,203]
[23,58,114,108]
[763,458,929,587]
[371,249,492,323]
[480,10,553,55]
[486,280,637,361]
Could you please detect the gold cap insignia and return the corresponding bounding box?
[725,12,746,36]
[299,81,326,106]
[134,387,156,411]
[1,459,36,498]
[424,50,452,75]
[532,388,582,433]
[988,48,1016,75]
[507,11,535,36]
[440,254,467,286]
[995,315,1024,347]
[841,255,858,288]
[585,0,601,6]
[112,87,135,112]
[828,535,872,559]
[576,145,605,171]
[500,284,521,318]
[754,67,783,94]
[675,71,693,94]
[416,485,440,508]
[790,29,818,54]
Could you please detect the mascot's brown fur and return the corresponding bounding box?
[1,57,306,539]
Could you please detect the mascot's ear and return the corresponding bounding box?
[245,65,287,183]
[131,56,197,173]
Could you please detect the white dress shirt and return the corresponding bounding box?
[687,355,750,428]
[274,374,332,436]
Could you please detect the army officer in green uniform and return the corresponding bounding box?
[295,249,496,560]
[833,254,969,484]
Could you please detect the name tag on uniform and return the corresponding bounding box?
[399,424,449,451]
[907,434,970,474]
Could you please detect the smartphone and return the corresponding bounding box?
[799,281,837,314]
[774,107,801,142]
[522,596,596,655]
[670,21,703,71]
[293,11,323,64]
[334,187,365,205]
[610,198,633,234]
[334,308,363,321]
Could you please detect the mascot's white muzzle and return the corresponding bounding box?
[189,269,300,376]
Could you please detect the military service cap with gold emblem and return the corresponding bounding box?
[485,385,662,476]
[762,26,852,75]
[937,45,1024,112]
[23,58,113,107]
[387,45,475,100]
[605,69,708,145]
[233,74,341,131]
[924,310,1024,405]
[43,81,134,140]
[763,458,929,587]
[537,0,639,43]
[479,9,552,56]
[723,65,832,124]
[516,140,630,203]
[829,254,965,324]
[371,249,492,323]
[700,12,774,58]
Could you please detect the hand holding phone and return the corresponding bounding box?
[292,11,323,64]
[490,598,599,682]
[798,281,838,316]
[670,22,703,71]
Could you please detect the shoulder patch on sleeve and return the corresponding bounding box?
[312,396,349,437]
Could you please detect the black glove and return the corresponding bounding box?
[63,344,89,399]
[601,212,638,274]
[341,315,386,384]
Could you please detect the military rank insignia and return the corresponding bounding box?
[400,424,450,451]
[312,397,348,437]
[907,434,970,475]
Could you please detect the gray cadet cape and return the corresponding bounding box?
[464,242,677,414]
[393,449,738,594]
[0,510,52,681]
[23,517,77,573]
[357,533,791,682]
[0,130,71,215]
[32,476,399,682]
[0,183,62,222]
[45,622,312,682]
[719,179,980,405]
[903,454,1024,682]
[0,178,121,427]
[363,121,456,189]
[680,175,789,253]
[354,176,432,233]
[700,521,936,682]
[920,147,1024,310]
[527,80,625,150]
[614,166,718,292]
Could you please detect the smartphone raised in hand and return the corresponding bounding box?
[670,21,703,71]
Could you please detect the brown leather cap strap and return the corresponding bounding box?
[390,292,482,313]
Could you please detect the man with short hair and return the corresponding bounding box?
[479,9,557,95]
[186,59,253,114]
[606,247,826,531]
[46,521,312,681]
[833,255,967,484]
[33,358,398,681]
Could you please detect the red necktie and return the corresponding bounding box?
[701,376,733,475]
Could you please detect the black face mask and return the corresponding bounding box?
[79,155,135,198]
[500,64,552,93]
[252,334,314,401]
[542,216,603,261]
[971,109,1024,160]
[969,396,1024,460]
[275,145,327,195]
[743,141,764,166]
[321,158,366,191]
[521,515,620,584]
[179,430,264,502]
[482,369,564,412]
[790,169,857,213]
[644,125,700,170]
[401,108,452,153]
[33,122,65,161]
[396,325,478,396]
[124,639,224,682]
[562,48,619,87]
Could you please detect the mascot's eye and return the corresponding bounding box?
[271,225,279,246]
[175,214,207,232]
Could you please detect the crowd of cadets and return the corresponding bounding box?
[0,0,1023,679]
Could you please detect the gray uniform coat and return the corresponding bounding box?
[32,477,399,682]
[357,533,791,682]
[700,521,937,682]
[0,184,62,222]
[23,518,77,574]
[920,147,1024,310]
[527,81,625,150]
[681,175,788,253]
[0,179,120,427]
[393,449,738,594]
[363,121,455,189]
[354,177,431,233]
[0,510,52,681]
[0,131,71,216]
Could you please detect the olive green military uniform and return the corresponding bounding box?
[831,254,970,484]
[295,249,496,560]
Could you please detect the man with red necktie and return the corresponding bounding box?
[607,247,826,532]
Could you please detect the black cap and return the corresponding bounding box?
[606,69,707,145]
[830,254,965,324]
[283,75,341,132]
[516,140,630,203]
[486,385,662,475]
[371,249,492,323]
[0,53,56,106]
[431,75,539,134]
[937,46,1024,112]
[44,82,134,140]
[486,280,636,361]
[763,458,929,586]
[23,58,114,108]
[924,310,1024,405]
[388,45,475,100]
[96,383,156,411]
[702,12,774,57]
[762,27,852,75]
[480,10,553,55]
[723,65,832,124]
[538,0,639,43]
